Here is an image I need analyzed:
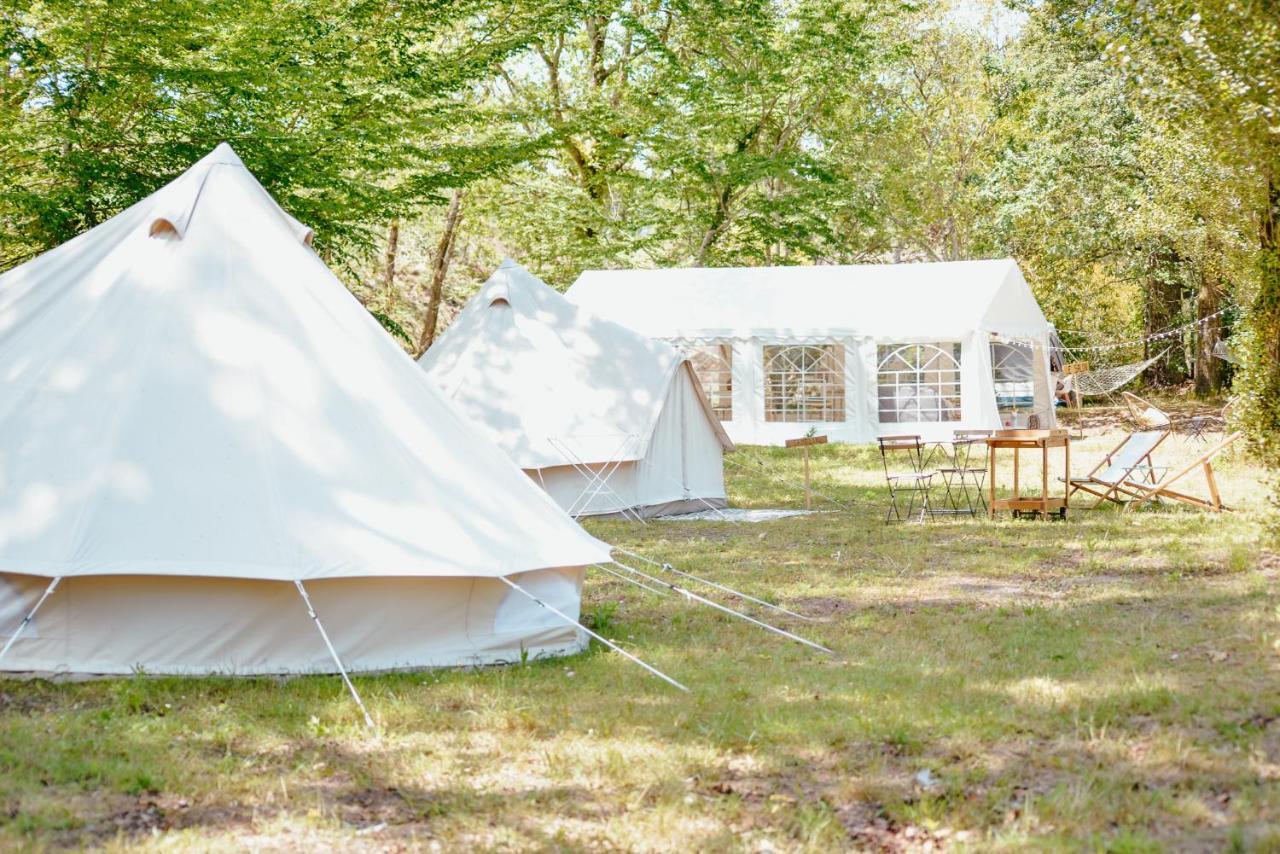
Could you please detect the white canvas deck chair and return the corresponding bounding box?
[1067,430,1170,507]
[1123,432,1242,512]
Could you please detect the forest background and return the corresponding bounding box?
[2,0,1277,503]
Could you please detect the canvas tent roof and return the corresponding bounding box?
[568,259,1052,341]
[0,144,611,582]
[419,260,731,470]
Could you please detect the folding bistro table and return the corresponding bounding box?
[986,429,1071,520]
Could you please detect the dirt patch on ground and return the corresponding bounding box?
[793,596,861,619]
[1257,551,1280,578]
[1063,394,1226,437]
[74,794,258,846]
[335,786,431,826]
[698,757,964,851]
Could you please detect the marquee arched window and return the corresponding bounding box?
[682,343,734,421]
[877,343,962,423]
[764,344,845,422]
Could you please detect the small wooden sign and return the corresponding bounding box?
[785,435,827,509]
[1061,361,1089,376]
[785,435,829,448]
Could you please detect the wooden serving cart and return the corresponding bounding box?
[986,429,1071,520]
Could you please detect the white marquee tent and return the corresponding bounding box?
[419,260,733,518]
[0,144,614,678]
[568,260,1056,445]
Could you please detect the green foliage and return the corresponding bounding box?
[2,0,1278,500]
[1031,0,1280,518]
[467,0,892,284]
[0,0,562,268]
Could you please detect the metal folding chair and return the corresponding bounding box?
[1184,395,1238,444]
[936,429,992,515]
[877,435,935,523]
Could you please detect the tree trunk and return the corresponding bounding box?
[416,190,464,357]
[1240,170,1280,470]
[1144,249,1184,386]
[1193,246,1223,396]
[381,219,400,307]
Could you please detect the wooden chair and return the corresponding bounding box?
[1066,430,1170,508]
[877,435,934,523]
[1120,392,1172,431]
[1122,432,1243,512]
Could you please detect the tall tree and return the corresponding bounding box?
[1036,0,1280,503]
[476,0,893,283]
[0,0,562,271]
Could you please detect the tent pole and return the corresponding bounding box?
[294,580,375,730]
[498,575,688,693]
[0,576,62,665]
[612,546,815,622]
[610,560,833,655]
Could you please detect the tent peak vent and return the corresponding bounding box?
[149,218,181,240]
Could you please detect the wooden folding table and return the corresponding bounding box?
[986,429,1071,520]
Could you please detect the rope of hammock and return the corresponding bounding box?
[1065,347,1172,397]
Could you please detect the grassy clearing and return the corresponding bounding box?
[2,402,1279,851]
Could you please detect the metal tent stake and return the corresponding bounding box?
[499,575,688,693]
[0,576,62,665]
[294,580,376,730]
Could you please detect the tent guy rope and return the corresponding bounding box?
[0,576,61,665]
[499,575,689,692]
[295,580,376,730]
[591,562,672,596]
[613,546,816,622]
[608,560,833,654]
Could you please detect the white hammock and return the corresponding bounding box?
[1066,348,1171,397]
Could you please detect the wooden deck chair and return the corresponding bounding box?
[1122,432,1243,512]
[1121,392,1172,431]
[1066,430,1170,508]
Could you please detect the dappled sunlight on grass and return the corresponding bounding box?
[1,414,1278,849]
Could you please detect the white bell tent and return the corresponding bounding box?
[0,144,615,679]
[568,260,1057,445]
[419,260,733,518]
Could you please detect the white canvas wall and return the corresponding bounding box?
[420,261,731,515]
[0,567,584,675]
[687,332,1054,447]
[0,146,613,675]
[568,259,1059,446]
[529,366,729,517]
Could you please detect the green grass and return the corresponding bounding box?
[1,411,1278,851]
